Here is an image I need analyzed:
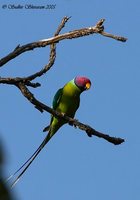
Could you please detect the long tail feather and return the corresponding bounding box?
[7,132,52,188]
[11,144,43,188]
[6,144,42,183]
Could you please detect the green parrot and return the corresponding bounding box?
[9,76,91,187]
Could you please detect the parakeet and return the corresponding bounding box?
[9,76,91,187]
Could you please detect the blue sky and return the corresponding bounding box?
[0,0,140,199]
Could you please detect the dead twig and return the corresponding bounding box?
[0,18,127,67]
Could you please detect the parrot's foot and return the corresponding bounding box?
[61,112,78,128]
[68,119,78,128]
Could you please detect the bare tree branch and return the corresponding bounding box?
[0,17,71,84]
[0,17,70,86]
[0,18,127,67]
[21,16,70,82]
[16,82,124,145]
[0,17,126,145]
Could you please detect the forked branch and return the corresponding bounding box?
[0,17,126,145]
[0,18,127,67]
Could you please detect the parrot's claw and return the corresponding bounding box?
[61,113,78,128]
[68,118,78,128]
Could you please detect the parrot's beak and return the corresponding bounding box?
[85,82,91,90]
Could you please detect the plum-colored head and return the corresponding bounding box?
[74,76,91,91]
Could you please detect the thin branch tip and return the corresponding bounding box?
[96,18,105,26]
[64,16,72,21]
[26,82,41,88]
[118,36,127,42]
[14,44,20,51]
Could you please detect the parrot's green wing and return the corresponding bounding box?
[52,88,63,109]
[43,88,63,132]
